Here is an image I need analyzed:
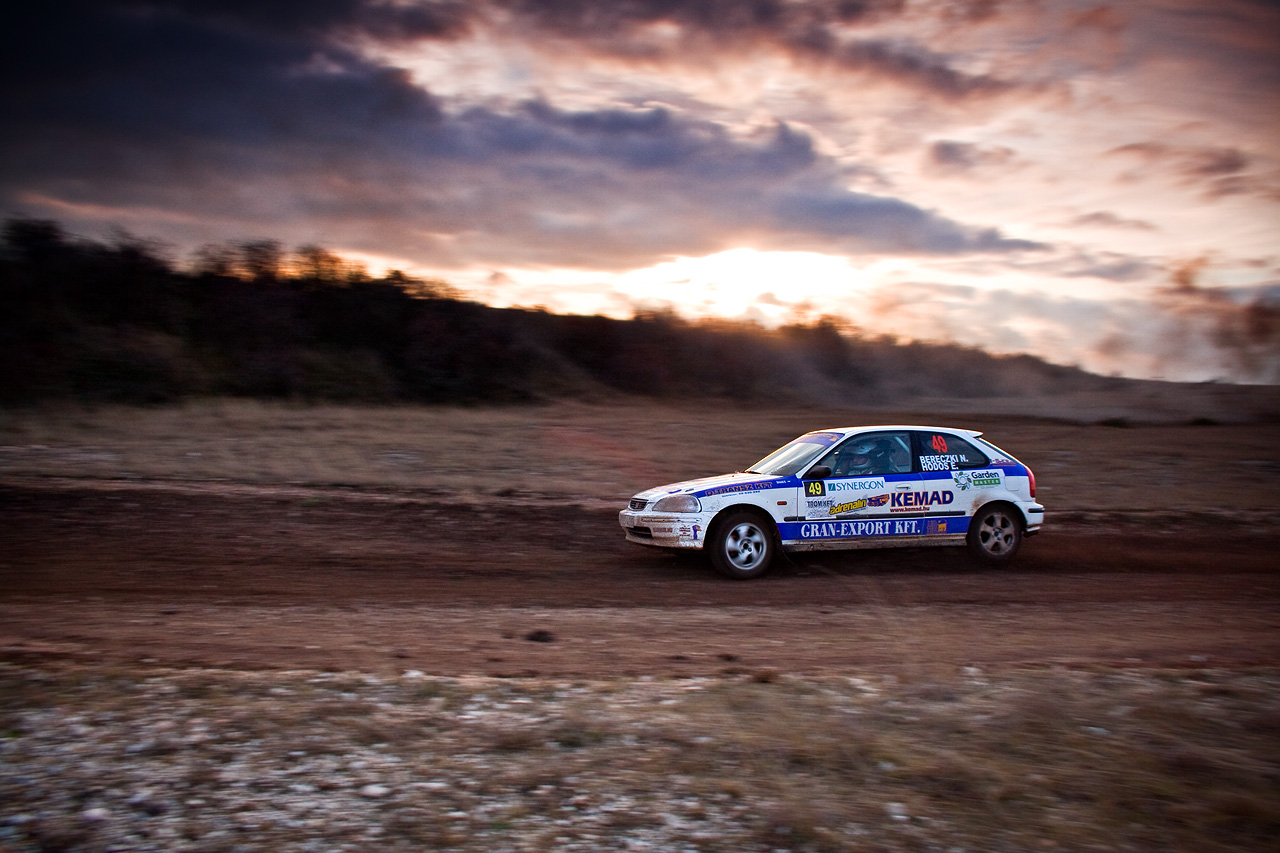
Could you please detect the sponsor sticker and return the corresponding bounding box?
[920,454,961,471]
[647,523,704,539]
[827,478,887,492]
[829,499,868,516]
[701,481,772,497]
[889,490,954,511]
[798,518,930,539]
[953,470,1002,490]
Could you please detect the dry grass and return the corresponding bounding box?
[3,396,1280,511]
[0,399,804,501]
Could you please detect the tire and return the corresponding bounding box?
[967,502,1023,565]
[709,511,776,579]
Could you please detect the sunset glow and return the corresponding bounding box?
[4,1,1278,380]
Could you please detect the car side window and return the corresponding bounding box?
[817,431,912,477]
[917,432,990,471]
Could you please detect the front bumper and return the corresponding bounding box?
[618,509,710,550]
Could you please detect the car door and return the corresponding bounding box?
[911,429,992,537]
[795,430,922,544]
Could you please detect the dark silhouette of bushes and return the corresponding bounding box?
[0,217,1114,405]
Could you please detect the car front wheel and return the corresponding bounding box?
[967,502,1023,565]
[709,511,775,579]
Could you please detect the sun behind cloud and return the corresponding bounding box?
[615,248,866,324]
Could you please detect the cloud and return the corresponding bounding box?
[924,140,1018,176]
[29,0,1022,113]
[1011,249,1157,283]
[424,103,1047,265]
[0,3,1050,270]
[492,0,1027,101]
[861,281,1111,359]
[1107,141,1276,200]
[858,271,1280,383]
[1066,212,1158,232]
[769,188,1045,255]
[817,38,1021,101]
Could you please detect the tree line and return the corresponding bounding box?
[1,218,1112,405]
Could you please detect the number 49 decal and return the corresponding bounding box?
[930,434,949,453]
[805,481,826,497]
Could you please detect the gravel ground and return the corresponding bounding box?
[4,663,1279,853]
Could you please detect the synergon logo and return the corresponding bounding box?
[827,479,886,492]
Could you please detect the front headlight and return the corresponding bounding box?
[653,494,701,513]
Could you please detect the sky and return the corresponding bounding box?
[4,0,1279,382]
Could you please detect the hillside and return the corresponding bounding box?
[2,218,1131,406]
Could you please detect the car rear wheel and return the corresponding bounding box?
[967,502,1023,565]
[709,511,775,579]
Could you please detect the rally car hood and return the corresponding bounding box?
[634,471,786,502]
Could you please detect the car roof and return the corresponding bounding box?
[817,425,983,438]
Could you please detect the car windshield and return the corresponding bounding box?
[744,431,843,476]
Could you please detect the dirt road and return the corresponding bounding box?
[4,480,1277,677]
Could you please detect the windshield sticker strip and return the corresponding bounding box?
[698,480,774,497]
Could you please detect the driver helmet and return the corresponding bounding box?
[846,439,889,474]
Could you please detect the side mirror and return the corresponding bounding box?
[803,466,831,480]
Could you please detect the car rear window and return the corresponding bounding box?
[917,432,990,471]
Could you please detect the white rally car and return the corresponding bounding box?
[619,425,1043,579]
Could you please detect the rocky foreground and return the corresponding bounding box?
[3,663,1278,853]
